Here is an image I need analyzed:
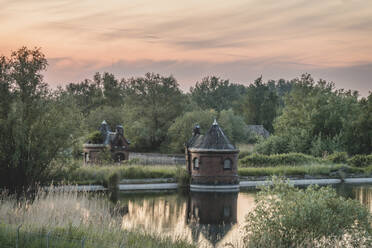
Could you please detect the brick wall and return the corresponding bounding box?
[189,151,239,185]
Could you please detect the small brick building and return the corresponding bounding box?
[83,120,130,164]
[185,120,239,192]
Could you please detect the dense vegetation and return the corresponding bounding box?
[244,178,372,247]
[0,46,371,190]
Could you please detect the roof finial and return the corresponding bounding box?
[213,119,218,126]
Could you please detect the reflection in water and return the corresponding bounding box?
[112,184,372,247]
[337,184,372,213]
[186,192,238,247]
[115,191,256,247]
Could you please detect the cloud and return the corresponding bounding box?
[43,56,372,97]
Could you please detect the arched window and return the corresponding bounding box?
[193,157,199,170]
[223,158,232,170]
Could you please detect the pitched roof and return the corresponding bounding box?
[188,120,237,151]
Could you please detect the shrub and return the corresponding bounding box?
[175,167,190,187]
[326,152,348,164]
[254,135,290,155]
[87,131,104,144]
[244,177,372,247]
[238,164,344,177]
[347,154,372,167]
[238,151,251,159]
[239,153,322,167]
[96,147,113,164]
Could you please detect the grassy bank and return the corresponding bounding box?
[48,155,372,186]
[49,161,189,186]
[238,164,346,177]
[0,187,195,248]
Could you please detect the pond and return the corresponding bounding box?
[111,183,372,247]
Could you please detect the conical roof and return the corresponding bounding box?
[188,120,238,151]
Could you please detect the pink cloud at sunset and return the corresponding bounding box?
[0,0,371,95]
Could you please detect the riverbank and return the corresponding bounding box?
[0,188,196,248]
[45,176,372,192]
[49,162,372,186]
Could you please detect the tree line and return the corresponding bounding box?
[0,47,371,191]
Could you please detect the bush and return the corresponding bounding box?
[238,164,344,177]
[244,177,372,247]
[87,131,104,144]
[326,152,348,163]
[347,154,372,167]
[96,147,113,164]
[175,167,190,187]
[254,135,290,155]
[239,153,322,167]
[238,151,251,159]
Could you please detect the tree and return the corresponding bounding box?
[65,72,124,116]
[167,109,252,153]
[218,109,253,144]
[122,73,186,151]
[65,78,104,116]
[239,77,279,132]
[0,47,82,191]
[85,105,125,132]
[167,109,217,153]
[272,74,360,156]
[190,76,246,112]
[344,92,372,155]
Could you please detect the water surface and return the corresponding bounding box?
[112,184,372,247]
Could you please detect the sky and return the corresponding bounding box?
[0,0,371,95]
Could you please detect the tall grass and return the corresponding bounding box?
[49,163,185,185]
[0,187,195,248]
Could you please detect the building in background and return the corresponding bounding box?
[83,120,130,164]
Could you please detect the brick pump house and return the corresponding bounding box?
[83,120,130,164]
[185,120,240,192]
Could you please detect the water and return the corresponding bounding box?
[111,183,372,247]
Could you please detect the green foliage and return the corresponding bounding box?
[344,93,372,155]
[0,47,82,191]
[347,154,372,167]
[85,106,125,132]
[50,164,182,185]
[218,109,255,144]
[254,135,291,155]
[244,178,372,247]
[326,152,348,163]
[65,72,124,116]
[239,153,322,167]
[271,74,361,156]
[190,76,246,112]
[96,147,113,164]
[238,164,345,177]
[87,130,104,144]
[175,167,190,187]
[237,76,280,132]
[167,109,216,152]
[106,172,119,191]
[167,109,252,152]
[122,73,186,151]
